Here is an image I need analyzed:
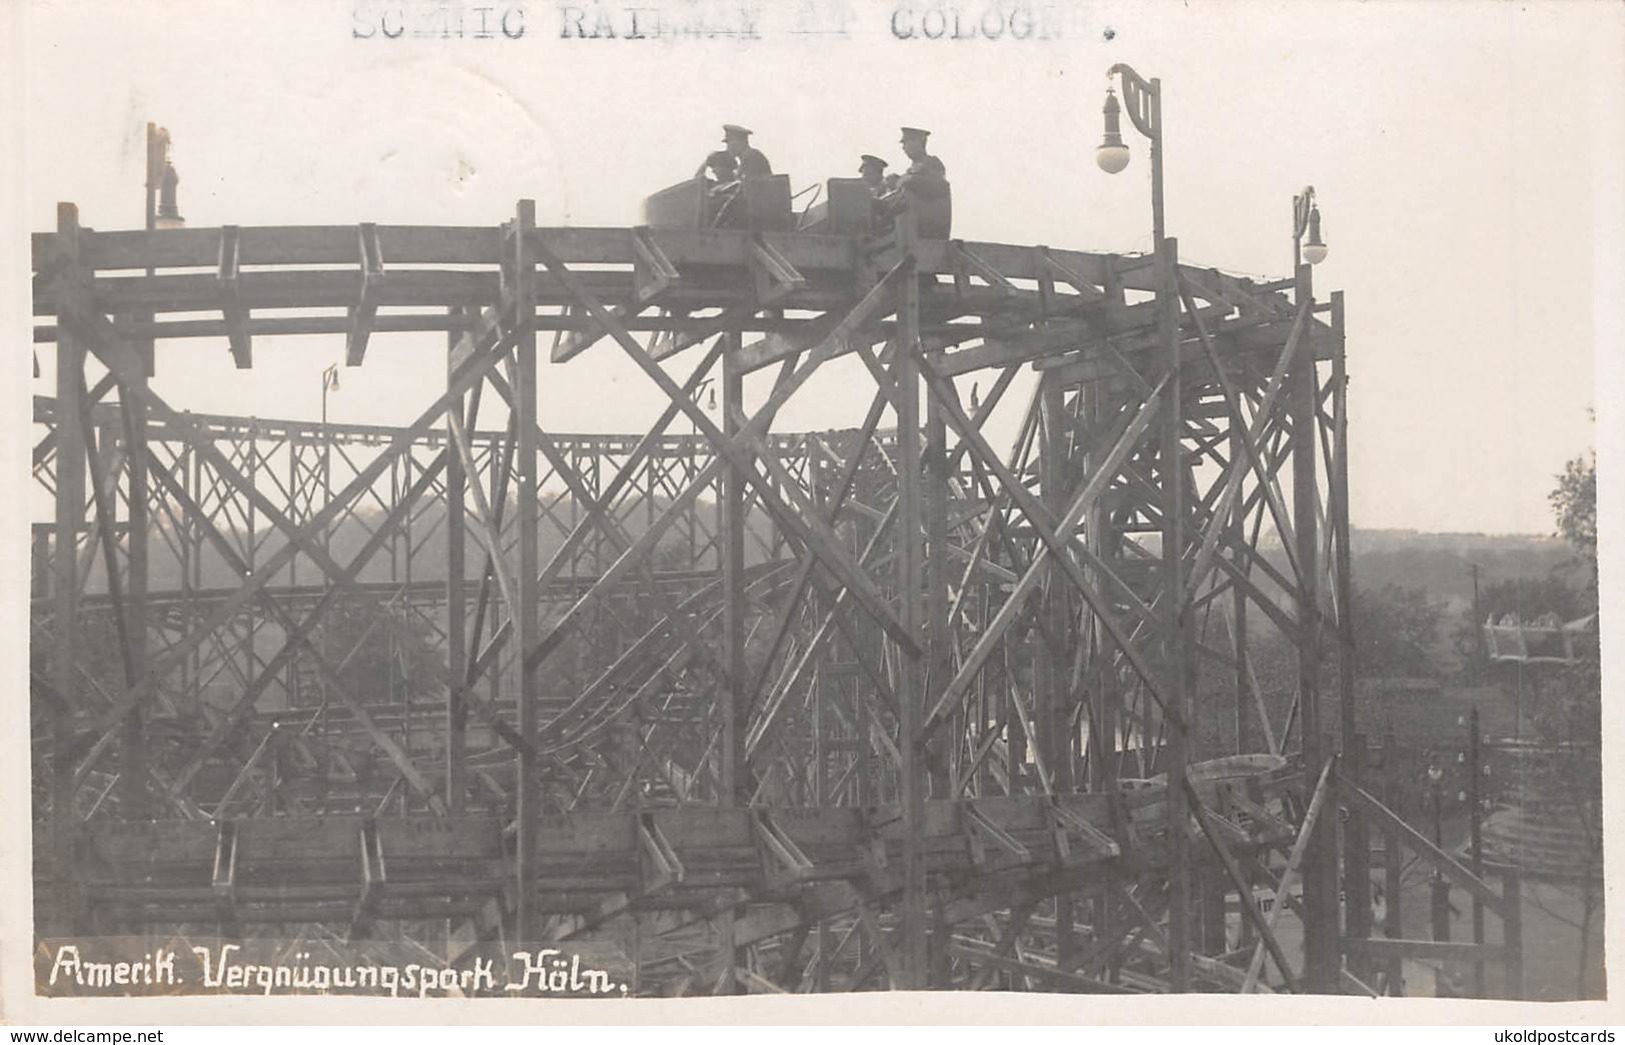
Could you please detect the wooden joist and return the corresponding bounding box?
[216,225,250,368]
[750,234,806,305]
[345,222,385,365]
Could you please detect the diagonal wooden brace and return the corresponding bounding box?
[750,234,806,306]
[532,236,921,657]
[217,226,250,368]
[346,222,385,365]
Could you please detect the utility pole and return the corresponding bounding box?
[1469,562,1485,674]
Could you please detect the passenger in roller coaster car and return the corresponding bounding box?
[696,125,772,227]
[858,154,890,194]
[877,127,951,237]
[720,124,773,179]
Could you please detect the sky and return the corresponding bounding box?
[7,0,1622,535]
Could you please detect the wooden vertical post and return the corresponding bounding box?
[1160,235,1192,991]
[1331,290,1353,748]
[924,341,951,792]
[1231,421,1251,756]
[1038,372,1076,967]
[721,335,748,804]
[1082,371,1118,794]
[120,365,149,820]
[1383,824,1403,994]
[445,307,468,814]
[1501,866,1523,1000]
[51,202,87,936]
[1346,733,1373,979]
[1293,259,1336,992]
[894,212,928,988]
[512,200,540,947]
[1333,289,1369,972]
[718,330,747,993]
[1469,708,1485,996]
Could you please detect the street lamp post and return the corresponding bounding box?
[1096,64,1164,244]
[1096,63,1193,991]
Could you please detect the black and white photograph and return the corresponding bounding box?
[3,0,1622,1026]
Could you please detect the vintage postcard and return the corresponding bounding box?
[3,0,1622,1026]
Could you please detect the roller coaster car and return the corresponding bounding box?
[799,178,876,235]
[641,174,795,231]
[911,182,952,239]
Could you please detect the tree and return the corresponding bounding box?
[1550,449,1598,592]
[1351,582,1444,678]
[1521,448,1602,997]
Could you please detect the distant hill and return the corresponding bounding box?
[63,511,1582,608]
[1351,528,1577,608]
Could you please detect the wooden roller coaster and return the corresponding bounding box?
[28,195,1527,997]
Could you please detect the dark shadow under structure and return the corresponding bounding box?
[29,202,1527,996]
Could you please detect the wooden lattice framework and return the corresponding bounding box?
[28,200,1527,997]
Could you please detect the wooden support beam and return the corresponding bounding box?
[633,226,680,306]
[893,215,928,989]
[445,308,468,813]
[213,225,252,369]
[345,222,385,366]
[50,203,87,936]
[751,234,806,305]
[512,199,542,948]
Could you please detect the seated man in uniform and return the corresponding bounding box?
[878,126,951,236]
[859,154,891,231]
[721,124,772,179]
[695,125,772,228]
[699,150,741,227]
[858,153,889,194]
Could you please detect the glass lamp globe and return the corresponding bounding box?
[1096,143,1130,174]
[1302,240,1328,265]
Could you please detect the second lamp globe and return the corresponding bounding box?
[1096,87,1130,174]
